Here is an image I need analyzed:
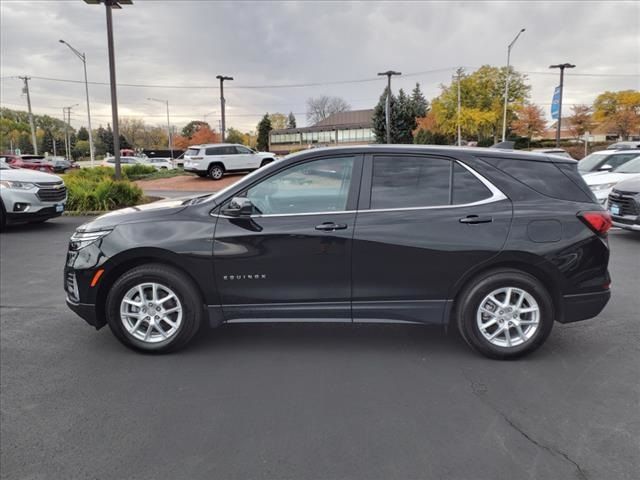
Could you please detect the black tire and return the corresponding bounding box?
[105,263,203,353]
[455,269,554,360]
[208,163,225,180]
[260,158,274,167]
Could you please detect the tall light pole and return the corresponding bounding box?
[550,63,576,147]
[501,28,526,142]
[84,0,132,179]
[59,39,96,166]
[216,75,233,142]
[148,98,173,159]
[377,70,402,144]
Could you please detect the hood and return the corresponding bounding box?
[77,195,205,231]
[585,171,640,186]
[0,167,62,183]
[612,176,640,193]
[256,151,276,158]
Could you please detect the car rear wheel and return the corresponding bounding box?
[208,164,225,180]
[105,264,203,353]
[455,269,554,359]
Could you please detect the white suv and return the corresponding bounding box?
[183,144,276,180]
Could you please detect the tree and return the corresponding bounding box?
[118,134,131,150]
[256,114,272,151]
[269,113,288,130]
[119,118,146,148]
[372,87,422,144]
[77,126,89,141]
[72,140,90,159]
[372,89,397,143]
[18,133,33,154]
[287,112,297,129]
[593,90,640,139]
[226,127,245,144]
[174,125,220,149]
[306,96,350,124]
[511,104,546,148]
[410,83,429,118]
[98,124,114,155]
[568,105,594,139]
[181,120,210,139]
[42,128,56,155]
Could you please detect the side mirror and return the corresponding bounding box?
[599,164,613,171]
[221,197,254,217]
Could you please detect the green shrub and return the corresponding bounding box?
[122,164,156,177]
[63,168,144,213]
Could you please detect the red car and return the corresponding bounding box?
[1,154,55,173]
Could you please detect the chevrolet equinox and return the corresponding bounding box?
[65,146,611,359]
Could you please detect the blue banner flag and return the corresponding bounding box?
[551,86,561,120]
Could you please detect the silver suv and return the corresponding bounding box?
[0,160,67,229]
[183,143,276,180]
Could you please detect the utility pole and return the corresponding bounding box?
[63,105,78,159]
[216,75,233,142]
[377,70,402,144]
[454,68,463,146]
[550,63,576,147]
[19,76,38,155]
[502,28,526,142]
[148,98,173,158]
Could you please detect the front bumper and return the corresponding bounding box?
[611,214,640,231]
[66,297,103,329]
[2,188,66,223]
[559,290,611,323]
[5,205,64,224]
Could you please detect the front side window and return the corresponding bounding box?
[241,156,354,215]
[371,156,451,209]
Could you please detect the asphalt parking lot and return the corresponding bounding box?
[1,217,638,480]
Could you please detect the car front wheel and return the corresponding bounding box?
[455,269,554,359]
[105,264,203,353]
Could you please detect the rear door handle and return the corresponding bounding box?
[315,222,348,231]
[459,215,493,224]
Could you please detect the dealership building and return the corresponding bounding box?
[269,109,376,155]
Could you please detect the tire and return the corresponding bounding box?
[105,263,203,353]
[260,158,274,167]
[208,163,225,180]
[455,269,554,360]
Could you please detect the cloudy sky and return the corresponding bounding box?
[1,0,638,133]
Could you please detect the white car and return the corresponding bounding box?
[578,149,640,175]
[584,156,640,204]
[100,156,147,168]
[0,160,67,229]
[144,158,175,170]
[183,143,276,180]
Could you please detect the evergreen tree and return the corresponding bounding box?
[99,124,114,155]
[410,83,429,118]
[119,134,131,150]
[287,112,297,129]
[256,114,272,151]
[395,89,416,144]
[77,126,89,141]
[372,89,398,143]
[42,128,55,154]
[18,133,32,154]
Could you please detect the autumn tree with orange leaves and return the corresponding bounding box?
[511,104,546,148]
[173,122,221,150]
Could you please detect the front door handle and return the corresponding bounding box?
[459,215,493,224]
[315,222,348,231]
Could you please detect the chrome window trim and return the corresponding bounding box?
[211,160,507,219]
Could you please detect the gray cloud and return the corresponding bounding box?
[1,0,638,133]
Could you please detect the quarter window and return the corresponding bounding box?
[242,156,354,215]
[452,162,491,204]
[371,156,451,209]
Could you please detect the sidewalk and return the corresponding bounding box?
[135,173,245,192]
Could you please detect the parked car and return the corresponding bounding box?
[2,154,55,173]
[183,143,276,180]
[584,156,640,204]
[606,141,640,150]
[0,161,66,229]
[532,148,574,159]
[607,176,640,232]
[46,156,80,173]
[64,145,611,359]
[144,158,175,170]
[100,156,147,168]
[578,149,640,175]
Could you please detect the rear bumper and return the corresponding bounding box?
[559,290,611,323]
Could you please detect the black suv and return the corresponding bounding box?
[65,146,611,359]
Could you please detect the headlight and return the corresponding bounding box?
[69,229,112,250]
[590,182,617,192]
[0,180,37,190]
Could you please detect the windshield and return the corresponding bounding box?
[578,153,610,172]
[614,157,640,173]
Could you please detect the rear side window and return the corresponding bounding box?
[371,156,451,209]
[452,162,491,204]
[186,148,201,156]
[205,147,221,155]
[480,156,592,202]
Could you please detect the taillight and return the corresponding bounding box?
[578,211,612,236]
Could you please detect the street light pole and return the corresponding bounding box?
[148,98,173,158]
[59,39,96,166]
[550,63,576,147]
[84,0,132,180]
[216,75,233,142]
[377,70,402,144]
[501,28,525,142]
